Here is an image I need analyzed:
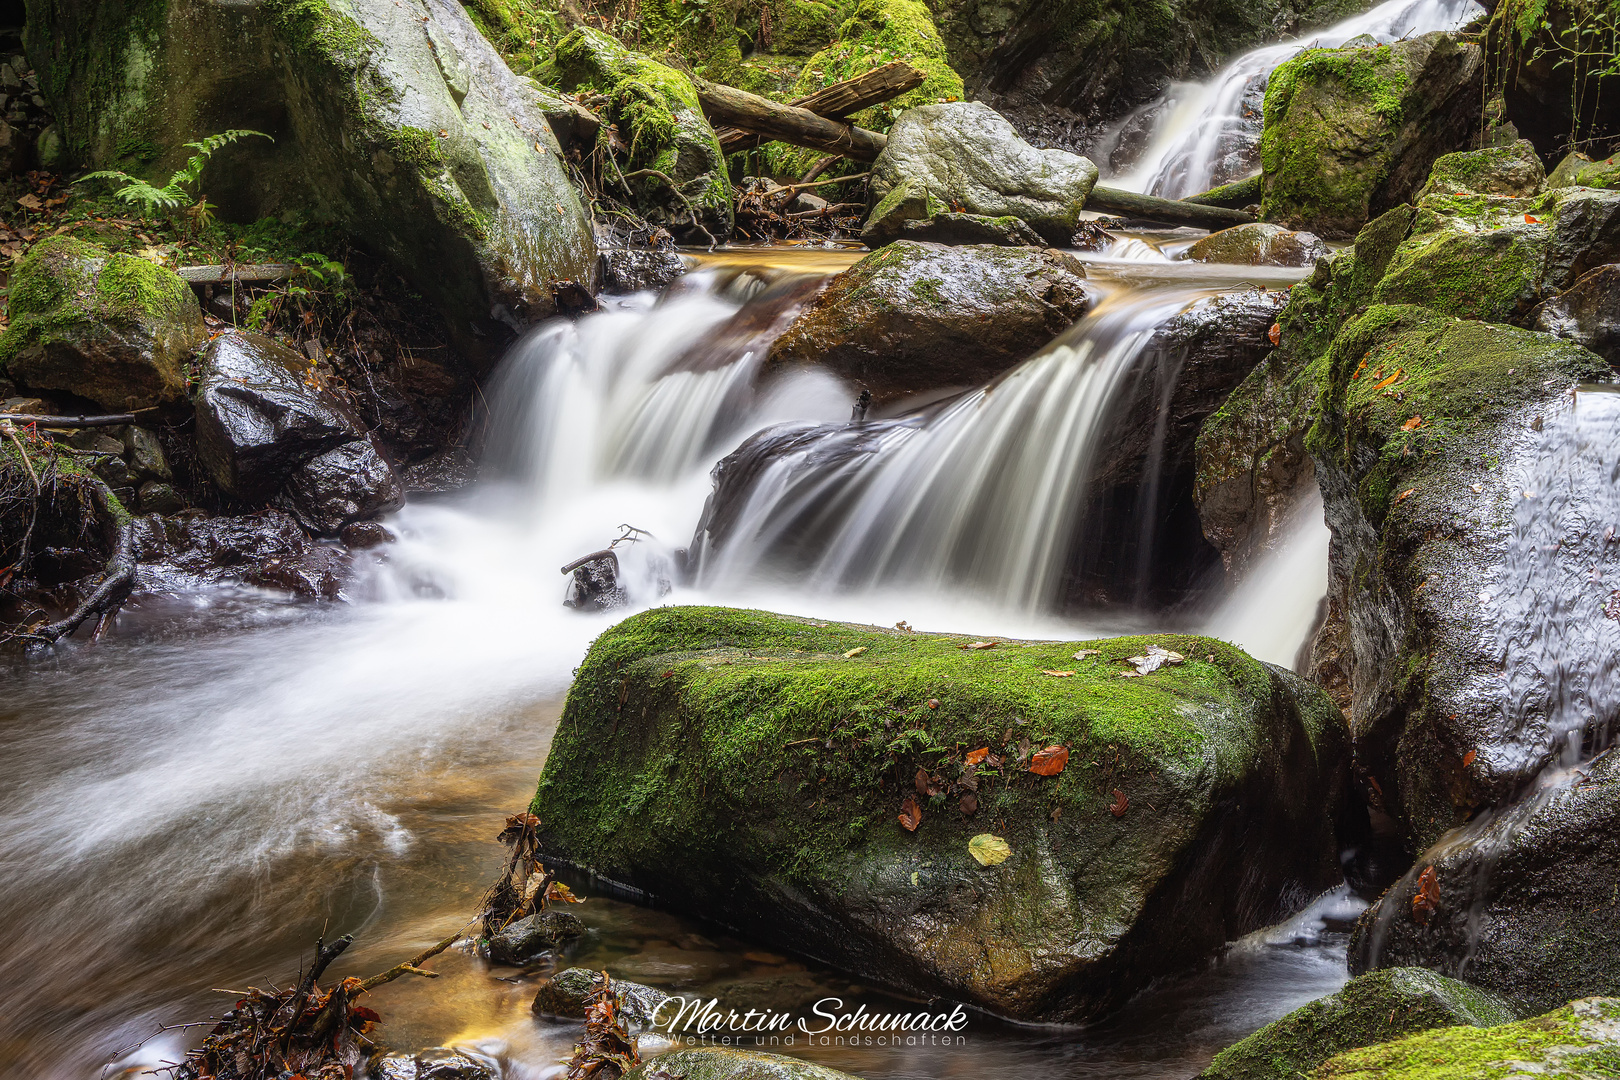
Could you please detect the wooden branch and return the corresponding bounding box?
[33,473,137,645]
[356,931,461,993]
[695,78,888,161]
[1,412,139,428]
[177,263,297,285]
[717,61,925,153]
[1086,185,1257,229]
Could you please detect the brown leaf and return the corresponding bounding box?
[15,193,40,210]
[1073,649,1101,660]
[898,795,922,832]
[965,747,990,766]
[1028,745,1069,776]
[1462,749,1476,768]
[1605,590,1620,621]
[959,792,978,815]
[1109,789,1129,817]
[926,698,940,709]
[915,768,932,796]
[960,640,999,649]
[1268,322,1281,345]
[661,669,675,678]
[1371,367,1404,391]
[1412,865,1440,923]
[1394,488,1416,504]
[1042,669,1076,677]
[1401,415,1423,431]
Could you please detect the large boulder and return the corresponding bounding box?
[764,241,1091,405]
[0,236,204,410]
[537,28,732,244]
[532,607,1351,1023]
[1534,263,1620,367]
[276,438,405,536]
[864,101,1098,246]
[1418,139,1546,199]
[132,509,350,598]
[1315,998,1620,1078]
[1350,749,1620,1013]
[1197,968,1516,1080]
[25,0,596,353]
[1258,33,1484,239]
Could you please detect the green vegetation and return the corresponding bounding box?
[78,129,272,230]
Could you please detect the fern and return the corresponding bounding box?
[77,129,272,216]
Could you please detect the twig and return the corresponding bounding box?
[787,202,864,219]
[799,155,843,184]
[2,411,142,427]
[772,172,869,203]
[356,930,461,992]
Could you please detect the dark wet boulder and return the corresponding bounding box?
[600,248,689,294]
[864,101,1099,246]
[0,236,204,410]
[532,607,1351,1023]
[27,0,596,352]
[486,909,586,965]
[1534,263,1620,367]
[277,437,404,537]
[1259,33,1483,239]
[339,520,393,549]
[373,1047,499,1080]
[764,241,1091,405]
[1315,998,1620,1078]
[624,1048,866,1080]
[1350,750,1620,1014]
[132,509,348,599]
[1197,968,1515,1080]
[537,28,731,244]
[192,332,364,502]
[1418,139,1546,199]
[891,212,1047,247]
[1184,223,1328,267]
[532,966,671,1028]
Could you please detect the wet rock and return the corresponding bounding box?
[864,101,1099,246]
[374,1047,499,1080]
[529,81,602,155]
[1533,263,1620,367]
[765,241,1091,405]
[124,426,171,482]
[0,236,204,410]
[136,481,186,515]
[486,909,586,965]
[1197,968,1516,1080]
[1420,140,1546,199]
[401,447,479,495]
[1542,186,1620,289]
[1316,997,1620,1078]
[564,550,629,612]
[340,520,393,549]
[533,608,1351,1023]
[27,0,596,353]
[536,28,731,243]
[532,966,671,1029]
[1548,150,1620,190]
[601,248,689,294]
[1259,33,1483,239]
[132,510,347,599]
[277,438,404,537]
[192,332,364,502]
[1183,223,1328,267]
[624,1048,866,1080]
[893,212,1047,246]
[1350,751,1620,1013]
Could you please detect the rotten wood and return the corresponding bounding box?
[177,263,298,285]
[716,61,925,153]
[1086,185,1257,229]
[695,78,888,162]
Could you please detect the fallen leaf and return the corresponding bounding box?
[1268,322,1281,345]
[967,833,1011,866]
[1029,745,1069,776]
[1605,590,1620,621]
[1042,669,1076,677]
[1073,649,1102,660]
[914,768,932,796]
[1412,865,1440,923]
[1525,214,1540,223]
[965,747,990,766]
[926,698,940,709]
[547,880,584,904]
[1352,358,1369,380]
[843,646,868,659]
[1394,488,1416,504]
[1402,415,1423,431]
[661,669,675,678]
[895,621,912,632]
[960,640,999,649]
[1372,367,1404,391]
[959,792,978,815]
[1109,789,1129,817]
[15,193,40,210]
[1462,749,1477,767]
[898,796,922,832]
[1122,645,1185,676]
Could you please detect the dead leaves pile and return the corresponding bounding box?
[566,972,640,1080]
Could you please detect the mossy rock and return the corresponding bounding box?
[1419,140,1546,199]
[539,27,733,242]
[1184,222,1328,267]
[624,1048,865,1080]
[531,606,1351,1022]
[532,966,671,1029]
[1548,151,1620,191]
[1314,997,1620,1078]
[0,235,202,410]
[1371,209,1550,324]
[1259,32,1483,239]
[1198,968,1516,1080]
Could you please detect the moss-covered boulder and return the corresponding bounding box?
[1350,749,1620,1014]
[1184,223,1328,267]
[25,0,595,357]
[0,236,203,411]
[764,241,1091,404]
[864,101,1097,246]
[1369,205,1549,324]
[1314,997,1620,1078]
[1258,33,1483,239]
[538,27,732,243]
[1197,968,1516,1080]
[624,1048,865,1080]
[531,607,1351,1022]
[1418,140,1546,199]
[1548,151,1620,191]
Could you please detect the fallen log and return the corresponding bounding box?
[1184,173,1262,209]
[1086,185,1257,229]
[177,263,297,285]
[1,411,139,428]
[717,61,925,153]
[695,78,888,161]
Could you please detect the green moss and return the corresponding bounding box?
[907,276,946,305]
[1371,217,1548,323]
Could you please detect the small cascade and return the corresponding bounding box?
[1204,490,1332,670]
[1105,0,1483,199]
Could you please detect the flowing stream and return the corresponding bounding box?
[1,242,1348,1080]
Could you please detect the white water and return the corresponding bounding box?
[1204,489,1332,668]
[1108,0,1484,199]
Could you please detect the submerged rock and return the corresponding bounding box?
[132,510,348,599]
[1197,967,1516,1080]
[623,1048,866,1080]
[486,909,586,965]
[532,966,670,1028]
[1258,33,1483,238]
[532,607,1351,1022]
[864,101,1099,246]
[600,248,690,294]
[1534,263,1620,367]
[765,241,1091,405]
[0,236,203,410]
[1184,223,1328,267]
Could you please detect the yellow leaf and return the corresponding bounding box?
[1042,669,1075,677]
[1372,367,1404,391]
[843,646,868,659]
[968,833,1011,866]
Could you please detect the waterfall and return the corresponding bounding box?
[1204,490,1332,668]
[1105,0,1485,199]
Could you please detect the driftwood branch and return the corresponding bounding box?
[177,263,297,285]
[1087,185,1257,229]
[355,931,461,993]
[695,78,888,161]
[32,474,137,645]
[1,412,139,428]
[717,61,925,153]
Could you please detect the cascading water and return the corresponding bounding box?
[1104,0,1484,199]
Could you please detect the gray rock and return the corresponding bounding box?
[623,1048,865,1080]
[1548,151,1620,190]
[895,211,1047,246]
[192,332,364,502]
[132,510,348,599]
[527,81,602,155]
[600,248,689,294]
[1419,139,1546,199]
[136,481,186,516]
[125,426,171,481]
[374,1047,499,1080]
[487,909,586,965]
[1534,263,1620,367]
[864,101,1098,246]
[1184,222,1328,267]
[33,123,64,172]
[278,438,404,537]
[532,966,671,1029]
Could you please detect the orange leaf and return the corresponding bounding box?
[1394,488,1416,504]
[1401,415,1422,430]
[1028,745,1069,776]
[1268,322,1281,345]
[898,795,922,832]
[1042,669,1076,677]
[965,747,990,766]
[1525,214,1540,223]
[1372,367,1404,391]
[1109,789,1128,817]
[1462,749,1476,767]
[1412,865,1441,923]
[926,698,940,709]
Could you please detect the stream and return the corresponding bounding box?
[2,237,1349,1080]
